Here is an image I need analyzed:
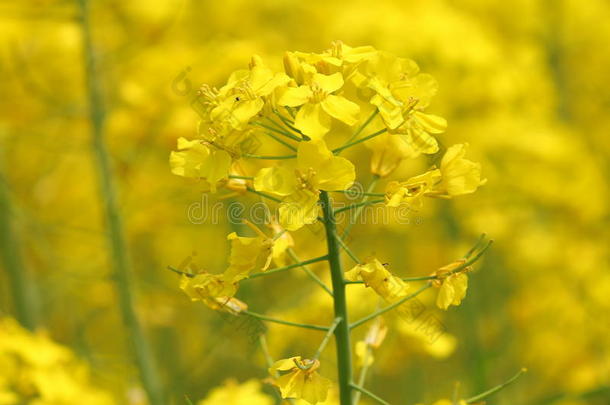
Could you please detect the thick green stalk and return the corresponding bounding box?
[0,165,37,330]
[320,191,353,405]
[77,1,163,404]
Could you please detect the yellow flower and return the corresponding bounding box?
[0,318,113,405]
[363,52,438,128]
[367,132,419,177]
[169,137,232,192]
[269,221,294,267]
[212,55,290,129]
[197,379,273,405]
[278,66,360,140]
[434,260,471,310]
[384,144,485,207]
[433,143,487,197]
[254,140,355,230]
[388,110,446,155]
[345,258,408,301]
[384,169,442,208]
[269,357,332,404]
[292,41,378,74]
[179,273,240,312]
[223,231,274,281]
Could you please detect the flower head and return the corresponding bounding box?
[223,231,273,281]
[434,143,487,197]
[213,55,290,129]
[269,356,332,404]
[278,65,360,140]
[169,137,232,192]
[254,140,355,230]
[345,258,409,301]
[179,272,239,312]
[433,259,472,310]
[384,169,442,208]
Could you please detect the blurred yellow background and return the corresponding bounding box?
[1,0,609,404]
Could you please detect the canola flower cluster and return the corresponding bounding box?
[0,318,113,405]
[170,42,493,405]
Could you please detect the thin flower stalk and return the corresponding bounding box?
[78,1,164,404]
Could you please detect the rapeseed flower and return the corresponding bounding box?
[254,140,355,230]
[269,356,332,404]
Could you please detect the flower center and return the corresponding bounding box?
[310,83,327,103]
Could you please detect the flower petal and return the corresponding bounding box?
[279,190,320,231]
[278,86,313,107]
[321,94,360,126]
[313,72,344,94]
[294,102,331,140]
[254,167,297,196]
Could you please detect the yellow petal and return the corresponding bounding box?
[321,95,360,126]
[403,126,439,154]
[297,141,356,191]
[169,139,232,192]
[275,371,302,399]
[224,232,273,281]
[353,258,409,302]
[450,273,468,306]
[269,356,301,374]
[251,66,290,96]
[278,86,313,107]
[300,372,331,404]
[254,166,297,196]
[231,98,264,127]
[315,155,355,191]
[436,281,455,310]
[294,102,331,140]
[297,140,333,168]
[413,111,447,134]
[439,144,485,196]
[312,72,343,94]
[373,96,404,129]
[279,190,320,231]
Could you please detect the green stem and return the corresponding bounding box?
[262,131,298,151]
[464,233,486,259]
[338,109,379,154]
[169,255,329,279]
[332,129,387,154]
[249,255,328,279]
[313,317,342,360]
[254,121,302,142]
[350,283,432,330]
[320,191,354,405]
[77,1,163,404]
[0,165,37,330]
[287,248,333,297]
[333,230,361,264]
[272,112,307,138]
[228,175,254,180]
[465,368,527,404]
[349,383,390,405]
[243,310,329,331]
[335,199,385,215]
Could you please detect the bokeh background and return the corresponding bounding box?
[1,0,609,404]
